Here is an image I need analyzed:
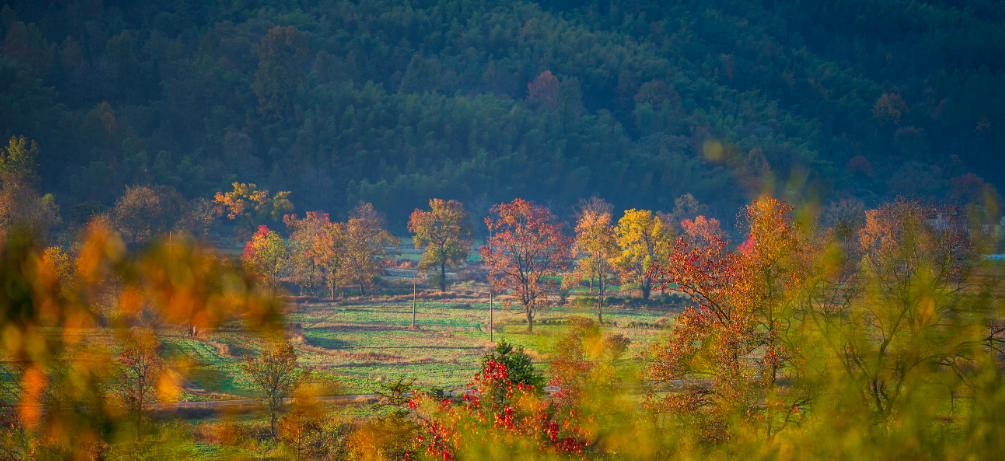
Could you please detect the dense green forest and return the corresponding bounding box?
[1,0,1003,230]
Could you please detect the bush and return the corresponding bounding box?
[571,297,595,308]
[480,340,545,391]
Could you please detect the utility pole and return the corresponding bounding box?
[487,225,493,343]
[412,275,417,329]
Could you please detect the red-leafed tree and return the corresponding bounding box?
[647,198,811,442]
[242,224,288,288]
[409,359,588,460]
[527,70,559,110]
[481,199,572,332]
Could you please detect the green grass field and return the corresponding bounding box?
[145,291,676,399]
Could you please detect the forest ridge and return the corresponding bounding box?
[1,0,1003,230]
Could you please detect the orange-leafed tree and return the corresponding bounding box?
[312,220,346,300]
[481,199,572,332]
[872,92,908,128]
[680,215,727,243]
[647,199,811,442]
[214,182,293,241]
[341,202,398,296]
[613,209,674,300]
[647,212,748,441]
[284,212,331,295]
[408,199,473,292]
[572,210,619,322]
[739,197,808,387]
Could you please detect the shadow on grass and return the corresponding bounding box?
[305,334,350,350]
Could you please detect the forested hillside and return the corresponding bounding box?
[1,0,1002,229]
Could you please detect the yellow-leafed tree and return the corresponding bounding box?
[408,199,473,292]
[571,210,619,322]
[213,182,293,241]
[613,209,674,300]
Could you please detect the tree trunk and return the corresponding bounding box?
[597,280,604,324]
[440,262,447,292]
[358,283,365,296]
[641,279,651,300]
[270,405,279,439]
[526,307,534,333]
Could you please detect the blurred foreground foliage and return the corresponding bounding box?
[0,221,283,459]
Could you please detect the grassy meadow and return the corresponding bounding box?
[128,282,676,401]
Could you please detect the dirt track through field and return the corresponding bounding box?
[144,393,380,411]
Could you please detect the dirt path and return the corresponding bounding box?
[145,393,379,412]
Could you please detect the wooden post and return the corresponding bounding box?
[487,225,494,343]
[489,286,493,343]
[412,276,417,328]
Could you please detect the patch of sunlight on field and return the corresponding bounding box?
[282,300,673,393]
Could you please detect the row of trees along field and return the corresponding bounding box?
[1,0,1004,231]
[2,183,1005,458]
[4,128,1003,333]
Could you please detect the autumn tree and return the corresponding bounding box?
[408,199,473,292]
[0,135,39,186]
[873,92,908,127]
[118,328,162,437]
[647,210,747,441]
[341,202,398,296]
[243,339,309,439]
[480,340,545,391]
[665,193,709,234]
[738,197,808,388]
[313,220,346,300]
[481,199,572,332]
[680,215,727,243]
[284,212,331,295]
[0,176,59,242]
[841,199,982,419]
[175,197,217,237]
[111,185,186,245]
[214,182,293,240]
[242,225,289,289]
[0,136,58,241]
[647,199,811,441]
[527,70,559,110]
[571,210,619,322]
[409,356,588,460]
[612,209,674,300]
[41,246,75,297]
[253,26,308,120]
